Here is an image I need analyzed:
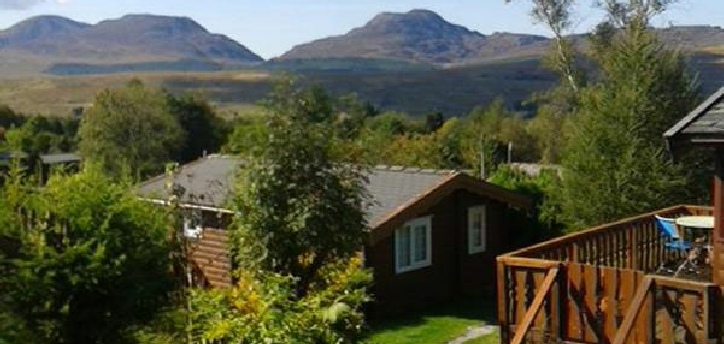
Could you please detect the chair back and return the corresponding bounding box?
[655,215,679,239]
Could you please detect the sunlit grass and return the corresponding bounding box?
[364,298,497,344]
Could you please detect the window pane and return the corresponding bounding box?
[397,226,411,267]
[472,212,482,246]
[414,224,427,262]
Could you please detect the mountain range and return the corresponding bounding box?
[278,9,551,64]
[0,9,722,75]
[0,14,262,70]
[0,10,722,117]
[278,9,724,65]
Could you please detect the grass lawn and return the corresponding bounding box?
[364,297,499,344]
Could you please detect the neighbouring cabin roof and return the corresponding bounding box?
[137,154,240,210]
[506,163,562,177]
[137,154,531,230]
[0,151,29,166]
[39,152,80,165]
[0,151,29,159]
[664,87,724,147]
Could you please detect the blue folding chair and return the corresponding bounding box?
[654,215,692,274]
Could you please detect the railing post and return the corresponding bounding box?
[571,241,579,263]
[629,226,639,270]
[645,281,655,344]
[707,285,722,344]
[551,263,564,342]
[497,257,510,344]
[703,285,713,343]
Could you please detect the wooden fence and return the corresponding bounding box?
[498,258,719,344]
[498,205,720,344]
[512,205,713,271]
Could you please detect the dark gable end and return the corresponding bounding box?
[368,172,531,244]
[665,87,724,149]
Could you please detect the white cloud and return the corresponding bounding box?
[0,0,45,10]
[0,0,69,10]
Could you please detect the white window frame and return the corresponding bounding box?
[183,209,203,239]
[468,205,486,254]
[395,216,432,273]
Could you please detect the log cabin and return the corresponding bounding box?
[137,155,531,315]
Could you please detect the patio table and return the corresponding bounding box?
[674,216,714,277]
[675,216,714,229]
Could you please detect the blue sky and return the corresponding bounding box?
[0,0,720,59]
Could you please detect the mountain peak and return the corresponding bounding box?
[1,15,89,43]
[364,9,457,35]
[373,9,443,20]
[94,14,209,35]
[0,14,263,65]
[280,9,549,64]
[405,9,444,18]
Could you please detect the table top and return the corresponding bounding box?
[675,216,714,229]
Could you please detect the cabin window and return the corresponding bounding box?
[183,208,203,239]
[468,205,486,254]
[395,216,432,273]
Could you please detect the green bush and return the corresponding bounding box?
[0,165,175,344]
[189,259,371,343]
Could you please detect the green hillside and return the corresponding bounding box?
[0,50,721,118]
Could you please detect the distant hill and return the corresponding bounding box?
[278,9,548,64]
[0,15,89,45]
[0,14,262,75]
[279,9,724,65]
[655,26,724,49]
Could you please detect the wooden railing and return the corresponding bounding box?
[512,205,713,271]
[498,205,720,344]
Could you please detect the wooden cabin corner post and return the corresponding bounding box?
[713,148,724,287]
[713,148,724,342]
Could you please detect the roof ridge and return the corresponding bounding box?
[136,153,220,188]
[664,86,724,138]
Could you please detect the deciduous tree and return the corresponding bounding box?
[168,93,229,164]
[190,81,372,343]
[78,81,183,179]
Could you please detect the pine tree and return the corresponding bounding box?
[559,17,700,228]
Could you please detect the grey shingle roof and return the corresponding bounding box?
[665,87,724,141]
[136,155,241,209]
[136,155,455,226]
[366,166,453,226]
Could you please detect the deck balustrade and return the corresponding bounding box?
[497,205,721,344]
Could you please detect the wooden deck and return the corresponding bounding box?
[497,205,721,344]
